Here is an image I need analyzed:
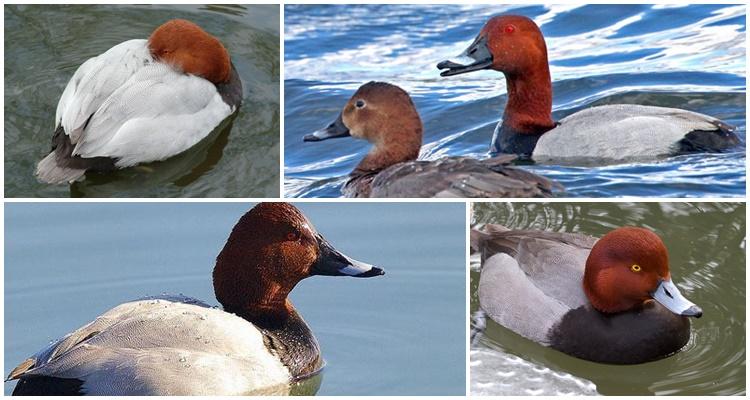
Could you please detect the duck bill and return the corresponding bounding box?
[651,278,703,318]
[303,113,351,142]
[311,234,384,278]
[437,34,494,77]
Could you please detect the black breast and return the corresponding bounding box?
[549,302,691,364]
[255,309,323,380]
[216,63,243,110]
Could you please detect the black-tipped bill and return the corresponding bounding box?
[651,278,703,318]
[311,234,384,278]
[303,113,351,142]
[437,34,494,77]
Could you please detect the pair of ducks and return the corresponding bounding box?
[304,15,738,198]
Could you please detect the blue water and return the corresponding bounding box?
[4,202,466,395]
[284,4,746,198]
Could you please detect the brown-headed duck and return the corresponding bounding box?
[303,81,558,198]
[37,19,243,184]
[438,15,739,163]
[6,203,383,395]
[472,224,702,364]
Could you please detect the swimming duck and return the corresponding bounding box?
[437,15,739,162]
[6,203,384,395]
[36,19,243,184]
[303,81,557,198]
[471,224,702,364]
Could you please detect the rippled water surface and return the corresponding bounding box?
[4,202,466,395]
[5,5,280,197]
[284,4,746,198]
[470,202,746,395]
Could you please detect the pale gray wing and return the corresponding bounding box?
[534,104,735,161]
[8,296,290,395]
[479,253,569,345]
[71,64,232,167]
[474,226,596,310]
[369,156,558,198]
[56,39,152,143]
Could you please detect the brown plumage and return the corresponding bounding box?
[305,81,560,198]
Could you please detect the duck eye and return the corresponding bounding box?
[631,264,642,272]
[286,232,299,241]
[504,25,516,34]
[355,99,366,109]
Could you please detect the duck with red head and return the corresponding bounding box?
[472,225,701,364]
[7,203,383,395]
[304,81,559,198]
[36,19,244,184]
[438,14,738,162]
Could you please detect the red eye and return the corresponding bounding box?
[505,25,516,34]
[286,232,298,241]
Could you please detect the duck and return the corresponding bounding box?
[5,202,384,395]
[471,224,702,364]
[437,14,739,163]
[303,81,558,198]
[36,19,243,184]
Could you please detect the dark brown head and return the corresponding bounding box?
[583,227,702,318]
[213,203,384,319]
[303,82,423,172]
[148,19,232,84]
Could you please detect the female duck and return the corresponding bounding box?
[438,15,739,162]
[472,225,701,364]
[6,203,384,395]
[37,19,243,184]
[304,81,557,198]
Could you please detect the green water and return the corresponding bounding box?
[470,202,746,395]
[4,4,280,197]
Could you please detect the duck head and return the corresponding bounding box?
[583,227,702,318]
[437,15,548,77]
[148,19,232,84]
[213,203,384,319]
[304,81,422,174]
[437,15,555,138]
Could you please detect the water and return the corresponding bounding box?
[4,202,466,395]
[470,202,746,395]
[284,4,746,198]
[4,5,280,198]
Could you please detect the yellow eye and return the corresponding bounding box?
[631,264,642,272]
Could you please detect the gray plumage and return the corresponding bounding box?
[532,104,737,162]
[344,155,559,198]
[473,225,596,344]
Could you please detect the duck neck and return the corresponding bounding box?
[229,299,323,379]
[213,258,323,379]
[493,67,556,155]
[352,128,421,177]
[213,244,299,326]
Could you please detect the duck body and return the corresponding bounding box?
[493,104,738,162]
[344,155,557,198]
[438,14,740,163]
[7,203,384,395]
[9,295,296,395]
[37,20,243,184]
[305,81,558,198]
[473,225,700,364]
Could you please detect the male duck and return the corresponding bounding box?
[438,15,739,162]
[472,224,701,364]
[304,81,557,198]
[37,19,243,184]
[6,203,384,395]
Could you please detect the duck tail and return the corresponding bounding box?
[35,152,86,184]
